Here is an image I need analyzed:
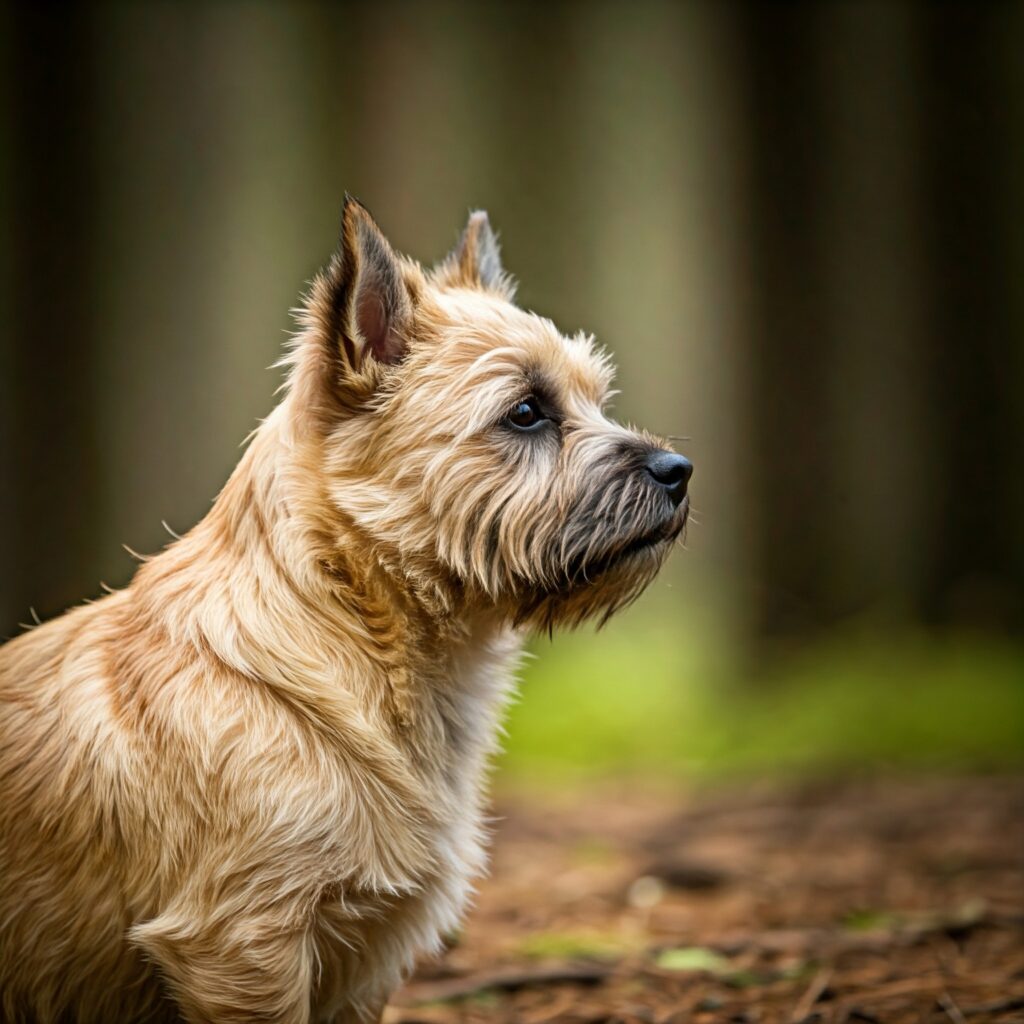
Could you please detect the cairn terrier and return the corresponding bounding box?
[0,198,691,1023]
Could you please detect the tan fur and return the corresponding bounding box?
[0,200,688,1023]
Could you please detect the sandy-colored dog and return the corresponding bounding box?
[0,199,691,1023]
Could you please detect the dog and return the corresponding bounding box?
[0,198,691,1023]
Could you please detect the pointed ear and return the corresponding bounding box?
[435,210,514,296]
[326,196,413,370]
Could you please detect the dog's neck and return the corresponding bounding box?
[132,408,511,739]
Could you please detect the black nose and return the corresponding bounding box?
[644,451,692,505]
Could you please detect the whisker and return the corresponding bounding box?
[161,520,183,541]
[122,544,149,563]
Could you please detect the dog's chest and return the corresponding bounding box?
[309,628,521,1015]
[428,627,520,777]
[404,625,521,871]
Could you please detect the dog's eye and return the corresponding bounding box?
[507,397,546,431]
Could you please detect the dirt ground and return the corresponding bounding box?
[389,774,1024,1024]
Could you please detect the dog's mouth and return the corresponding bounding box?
[615,498,688,560]
[514,499,688,624]
[564,498,688,585]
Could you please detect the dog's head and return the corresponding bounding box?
[286,198,691,628]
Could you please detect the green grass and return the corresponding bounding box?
[497,606,1024,784]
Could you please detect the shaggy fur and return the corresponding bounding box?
[0,199,690,1023]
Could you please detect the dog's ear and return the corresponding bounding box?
[325,196,414,371]
[435,211,514,297]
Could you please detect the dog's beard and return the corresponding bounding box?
[513,548,673,631]
[503,482,688,631]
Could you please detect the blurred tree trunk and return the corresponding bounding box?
[1004,4,1024,620]
[735,4,836,645]
[1,5,102,633]
[91,4,342,571]
[571,1,747,644]
[918,4,1024,632]
[817,3,930,624]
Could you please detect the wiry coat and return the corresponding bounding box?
[0,201,687,1023]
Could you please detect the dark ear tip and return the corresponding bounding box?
[340,194,377,236]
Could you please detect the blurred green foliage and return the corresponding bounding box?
[499,603,1024,783]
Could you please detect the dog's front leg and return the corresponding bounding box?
[131,894,315,1024]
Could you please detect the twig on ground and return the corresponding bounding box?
[791,968,833,1023]
[398,962,614,1005]
[938,991,968,1024]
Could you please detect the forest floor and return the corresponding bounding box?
[389,774,1024,1024]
